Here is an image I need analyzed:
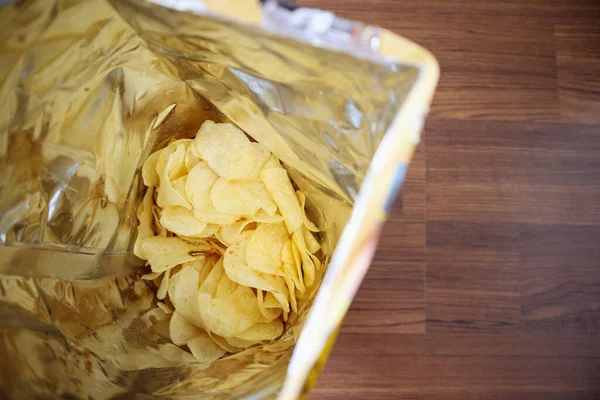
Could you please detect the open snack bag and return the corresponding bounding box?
[0,1,438,398]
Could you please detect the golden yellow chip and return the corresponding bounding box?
[237,320,283,342]
[142,150,161,187]
[187,331,226,363]
[199,257,225,297]
[157,269,171,300]
[208,332,243,353]
[157,150,192,209]
[169,265,205,329]
[169,311,204,346]
[133,188,155,259]
[185,142,201,172]
[159,206,208,237]
[223,233,290,311]
[261,167,304,233]
[216,272,239,298]
[198,285,263,337]
[192,121,255,180]
[296,190,319,232]
[302,225,321,254]
[140,236,211,272]
[257,290,283,321]
[245,222,288,276]
[210,178,277,217]
[215,220,253,247]
[186,163,239,224]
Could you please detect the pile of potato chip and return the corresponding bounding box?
[134,121,322,362]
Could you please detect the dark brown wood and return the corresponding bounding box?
[297,0,600,398]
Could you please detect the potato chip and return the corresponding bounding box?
[157,161,192,210]
[198,285,263,337]
[199,257,225,297]
[224,336,261,348]
[140,236,212,272]
[254,210,283,223]
[257,290,283,321]
[182,258,212,288]
[192,121,256,180]
[281,239,305,294]
[215,221,253,247]
[208,332,243,353]
[284,277,298,313]
[185,142,201,172]
[247,142,272,179]
[246,222,288,276]
[223,233,290,312]
[302,225,321,254]
[262,154,280,170]
[296,190,319,232]
[216,272,239,298]
[237,320,283,342]
[186,163,239,224]
[133,188,155,259]
[169,265,205,329]
[169,311,204,346]
[159,206,208,237]
[141,272,161,280]
[157,302,174,314]
[261,167,304,233]
[211,178,277,217]
[292,229,316,287]
[142,150,161,187]
[157,269,171,300]
[187,331,226,363]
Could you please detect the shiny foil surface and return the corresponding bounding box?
[0,0,434,398]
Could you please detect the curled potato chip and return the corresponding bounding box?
[247,142,272,179]
[224,336,261,348]
[302,225,320,254]
[296,190,319,232]
[216,272,239,298]
[157,269,171,300]
[187,331,226,363]
[192,121,255,180]
[211,178,277,217]
[170,311,204,346]
[157,161,192,210]
[261,167,304,233]
[160,206,208,237]
[186,163,239,224]
[223,233,289,312]
[258,290,284,322]
[142,150,161,187]
[237,320,283,342]
[292,228,316,288]
[208,332,243,353]
[198,285,263,337]
[246,222,288,276]
[199,257,225,297]
[169,265,205,329]
[140,236,212,272]
[215,220,253,247]
[157,302,174,314]
[133,188,155,259]
[185,142,201,172]
[284,277,298,313]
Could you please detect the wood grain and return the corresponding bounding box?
[297,0,600,398]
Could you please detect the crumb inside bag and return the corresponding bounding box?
[134,121,322,362]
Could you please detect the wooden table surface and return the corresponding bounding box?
[297,0,600,398]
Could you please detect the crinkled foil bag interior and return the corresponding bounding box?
[0,0,438,398]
